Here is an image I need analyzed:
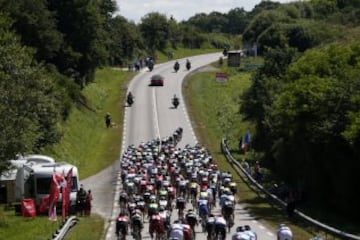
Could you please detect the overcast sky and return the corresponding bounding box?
[115,0,296,23]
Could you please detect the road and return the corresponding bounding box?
[81,53,277,240]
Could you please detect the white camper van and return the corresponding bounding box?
[14,161,79,212]
[1,154,55,204]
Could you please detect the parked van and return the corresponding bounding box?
[15,162,79,212]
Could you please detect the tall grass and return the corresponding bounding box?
[0,207,59,240]
[43,68,134,179]
[65,215,104,240]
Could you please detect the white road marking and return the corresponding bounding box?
[152,88,161,141]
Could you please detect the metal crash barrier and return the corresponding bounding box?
[221,137,360,240]
[52,216,79,240]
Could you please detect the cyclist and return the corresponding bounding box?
[116,212,129,239]
[130,209,143,238]
[176,194,186,219]
[148,198,159,219]
[215,214,227,240]
[244,225,257,240]
[119,191,128,211]
[185,209,198,239]
[204,213,215,239]
[222,198,235,231]
[189,181,198,202]
[232,226,250,240]
[277,223,293,240]
[198,197,209,219]
[159,206,171,231]
[168,220,184,240]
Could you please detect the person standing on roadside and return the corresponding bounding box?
[76,184,87,216]
[85,189,93,216]
[105,112,111,128]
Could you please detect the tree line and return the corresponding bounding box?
[240,0,360,221]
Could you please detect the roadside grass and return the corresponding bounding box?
[155,48,220,63]
[183,59,314,239]
[43,68,134,179]
[65,214,104,240]
[0,206,59,240]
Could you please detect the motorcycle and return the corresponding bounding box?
[127,95,134,106]
[148,62,154,71]
[174,61,180,72]
[186,61,191,71]
[172,97,179,109]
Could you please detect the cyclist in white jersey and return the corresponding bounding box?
[277,223,293,240]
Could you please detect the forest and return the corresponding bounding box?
[1,0,360,221]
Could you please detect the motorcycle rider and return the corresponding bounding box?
[127,91,134,106]
[172,94,179,108]
[186,59,191,70]
[174,60,180,72]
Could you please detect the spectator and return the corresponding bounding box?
[286,192,296,218]
[253,161,263,182]
[242,159,250,174]
[85,189,93,216]
[76,184,87,216]
[238,138,243,153]
[105,112,111,128]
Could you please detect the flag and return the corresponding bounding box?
[62,168,73,220]
[48,172,65,221]
[241,131,251,154]
[48,172,60,221]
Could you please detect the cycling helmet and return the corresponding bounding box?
[244,225,251,230]
[236,226,244,232]
[279,223,286,228]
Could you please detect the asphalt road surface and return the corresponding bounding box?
[81,53,277,240]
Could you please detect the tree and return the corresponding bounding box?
[168,16,182,49]
[0,15,62,172]
[224,7,249,34]
[242,9,290,47]
[139,12,170,52]
[0,0,62,62]
[259,41,360,217]
[48,0,109,86]
[106,16,144,66]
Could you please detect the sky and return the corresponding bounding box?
[115,0,296,23]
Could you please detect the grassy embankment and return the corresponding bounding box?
[183,57,314,239]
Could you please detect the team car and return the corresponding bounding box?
[150,74,164,86]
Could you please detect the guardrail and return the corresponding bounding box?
[221,137,360,240]
[51,216,79,240]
